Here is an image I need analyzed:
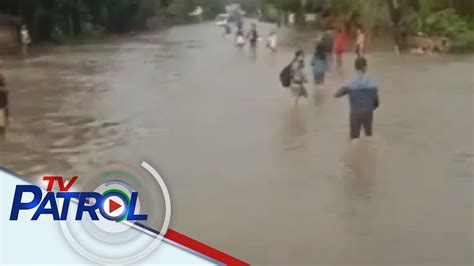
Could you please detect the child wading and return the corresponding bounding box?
[266,30,277,52]
[334,57,379,139]
[0,72,9,134]
[311,43,328,85]
[290,50,308,106]
[279,50,308,106]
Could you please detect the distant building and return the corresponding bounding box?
[0,14,21,54]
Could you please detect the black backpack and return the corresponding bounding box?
[279,64,293,87]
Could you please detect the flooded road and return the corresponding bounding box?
[1,22,473,265]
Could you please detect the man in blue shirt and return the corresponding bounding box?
[334,57,380,139]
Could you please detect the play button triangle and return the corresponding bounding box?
[109,199,122,213]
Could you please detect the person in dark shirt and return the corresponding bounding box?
[247,23,259,56]
[320,27,334,68]
[0,73,9,134]
[311,42,328,85]
[334,57,379,139]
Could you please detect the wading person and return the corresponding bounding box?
[311,43,328,86]
[355,25,366,57]
[333,27,348,70]
[320,27,334,68]
[279,50,308,106]
[20,25,31,58]
[290,50,308,106]
[247,23,259,56]
[236,28,246,48]
[266,30,277,52]
[334,57,379,140]
[0,72,9,134]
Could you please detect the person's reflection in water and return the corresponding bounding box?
[339,139,377,235]
[281,107,308,151]
[313,88,326,107]
[343,139,376,198]
[277,107,310,179]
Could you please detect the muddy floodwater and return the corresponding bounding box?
[1,22,473,265]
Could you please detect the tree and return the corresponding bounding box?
[267,0,301,12]
[0,0,169,41]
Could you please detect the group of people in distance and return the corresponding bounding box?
[311,25,366,86]
[225,20,377,141]
[227,21,278,54]
[282,24,378,141]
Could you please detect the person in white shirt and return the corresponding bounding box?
[290,50,308,106]
[236,29,246,47]
[20,25,31,58]
[355,25,366,57]
[266,30,277,52]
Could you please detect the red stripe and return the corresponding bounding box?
[165,229,249,266]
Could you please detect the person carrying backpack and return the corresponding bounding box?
[280,50,307,106]
[291,50,308,105]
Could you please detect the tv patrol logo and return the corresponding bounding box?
[8,161,171,264]
[9,175,147,222]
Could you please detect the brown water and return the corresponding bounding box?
[1,22,473,265]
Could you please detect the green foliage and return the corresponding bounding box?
[267,0,301,12]
[347,0,389,30]
[451,29,474,51]
[1,0,197,41]
[402,6,474,51]
[196,0,225,18]
[404,8,470,37]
